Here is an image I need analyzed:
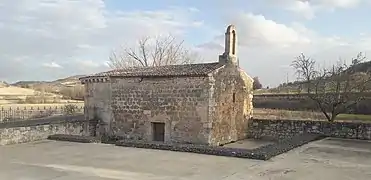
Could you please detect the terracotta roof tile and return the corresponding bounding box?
[82,62,223,78]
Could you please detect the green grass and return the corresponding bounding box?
[337,114,371,121]
[253,88,302,95]
[254,108,371,122]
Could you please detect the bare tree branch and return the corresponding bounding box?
[291,53,318,93]
[291,52,371,122]
[107,34,200,69]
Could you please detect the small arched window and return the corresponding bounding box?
[232,30,236,55]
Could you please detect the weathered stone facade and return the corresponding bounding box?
[80,25,254,146]
[247,119,371,140]
[83,81,112,136]
[109,76,211,144]
[208,63,253,145]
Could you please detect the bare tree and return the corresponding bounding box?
[107,34,200,69]
[291,53,318,93]
[291,52,371,122]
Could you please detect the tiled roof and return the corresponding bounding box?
[81,62,224,79]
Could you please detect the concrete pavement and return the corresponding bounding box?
[0,137,370,180]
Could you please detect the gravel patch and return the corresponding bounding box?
[115,133,324,160]
[47,133,324,160]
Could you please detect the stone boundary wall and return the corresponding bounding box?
[253,94,371,114]
[0,115,87,145]
[247,119,371,140]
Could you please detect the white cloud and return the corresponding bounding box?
[317,0,361,8]
[0,0,370,87]
[198,12,371,86]
[74,59,101,68]
[268,0,365,19]
[198,13,314,52]
[286,1,316,19]
[42,62,62,68]
[235,13,313,47]
[0,0,201,82]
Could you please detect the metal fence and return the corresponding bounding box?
[0,105,85,122]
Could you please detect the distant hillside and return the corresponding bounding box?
[256,60,371,95]
[349,61,371,73]
[12,75,85,89]
[0,81,9,88]
[52,75,85,87]
[0,86,63,104]
[8,75,86,101]
[11,75,84,93]
[12,81,47,87]
[254,83,301,95]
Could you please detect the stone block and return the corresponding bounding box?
[247,119,371,141]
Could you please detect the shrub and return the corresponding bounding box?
[63,104,79,115]
[253,77,263,90]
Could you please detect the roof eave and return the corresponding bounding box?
[109,74,210,78]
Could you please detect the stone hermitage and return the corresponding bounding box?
[80,25,254,146]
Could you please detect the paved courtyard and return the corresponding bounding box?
[0,138,370,180]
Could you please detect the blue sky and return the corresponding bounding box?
[1,0,371,87]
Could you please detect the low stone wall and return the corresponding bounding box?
[0,115,87,145]
[247,119,371,140]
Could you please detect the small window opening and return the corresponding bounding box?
[232,30,236,55]
[233,93,236,103]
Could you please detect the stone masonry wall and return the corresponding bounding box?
[0,115,87,145]
[247,119,371,140]
[84,82,112,136]
[110,76,212,145]
[209,65,254,145]
[0,115,86,145]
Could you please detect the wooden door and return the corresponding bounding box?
[152,122,165,142]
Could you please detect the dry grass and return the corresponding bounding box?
[254,108,324,120]
[0,87,37,95]
[254,90,298,95]
[0,86,59,96]
[0,86,65,104]
[253,108,371,122]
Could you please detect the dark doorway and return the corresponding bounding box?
[152,122,165,142]
[232,30,236,55]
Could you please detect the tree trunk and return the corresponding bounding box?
[323,112,332,122]
[329,116,336,122]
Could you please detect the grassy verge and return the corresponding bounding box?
[336,114,371,121]
[254,108,371,122]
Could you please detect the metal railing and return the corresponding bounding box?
[0,105,85,122]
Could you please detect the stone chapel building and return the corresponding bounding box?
[80,25,254,146]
